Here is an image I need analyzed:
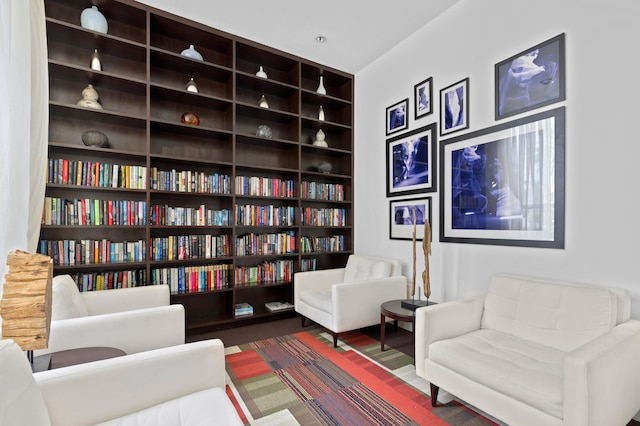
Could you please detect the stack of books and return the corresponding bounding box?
[265,301,294,313]
[234,303,253,317]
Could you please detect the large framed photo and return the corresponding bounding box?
[386,123,437,197]
[414,77,433,119]
[390,197,432,240]
[495,33,565,120]
[386,98,408,136]
[440,78,469,136]
[439,107,565,248]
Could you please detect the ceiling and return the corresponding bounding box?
[137,0,460,74]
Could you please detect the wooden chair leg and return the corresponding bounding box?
[332,332,338,348]
[301,316,306,327]
[430,383,439,407]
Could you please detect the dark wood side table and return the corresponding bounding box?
[380,299,436,352]
[34,347,126,371]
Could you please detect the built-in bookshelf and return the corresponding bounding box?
[41,0,353,334]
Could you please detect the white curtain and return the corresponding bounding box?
[0,0,49,297]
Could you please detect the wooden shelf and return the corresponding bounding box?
[42,0,353,334]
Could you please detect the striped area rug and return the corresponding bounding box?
[225,329,497,425]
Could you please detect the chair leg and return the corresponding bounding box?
[430,383,439,407]
[301,316,306,327]
[332,332,338,348]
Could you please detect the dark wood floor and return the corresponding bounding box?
[189,315,640,426]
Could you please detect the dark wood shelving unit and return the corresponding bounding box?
[42,0,353,335]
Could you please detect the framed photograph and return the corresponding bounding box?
[386,98,408,136]
[414,77,433,119]
[390,197,432,240]
[386,123,437,197]
[440,78,469,136]
[495,33,565,120]
[439,106,565,248]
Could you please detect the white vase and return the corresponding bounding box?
[258,95,269,108]
[185,78,199,93]
[80,6,108,34]
[318,105,325,121]
[316,75,327,95]
[312,129,328,147]
[256,66,268,79]
[90,49,102,71]
[181,45,203,61]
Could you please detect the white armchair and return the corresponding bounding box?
[34,274,185,356]
[294,255,407,347]
[0,338,243,426]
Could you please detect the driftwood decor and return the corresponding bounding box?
[404,207,432,310]
[0,250,53,350]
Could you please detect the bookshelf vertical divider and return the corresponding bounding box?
[42,0,353,335]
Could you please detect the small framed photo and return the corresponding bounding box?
[386,98,408,136]
[495,33,565,120]
[440,78,469,136]
[414,77,433,119]
[386,123,437,197]
[390,197,432,240]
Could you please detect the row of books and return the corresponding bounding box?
[47,158,147,190]
[300,235,346,253]
[235,231,296,256]
[300,258,317,272]
[300,207,348,227]
[150,205,231,226]
[234,259,294,286]
[42,197,147,226]
[300,181,345,201]
[149,234,231,261]
[150,168,231,194]
[150,264,233,293]
[66,270,148,292]
[234,176,295,198]
[234,204,296,226]
[39,239,146,266]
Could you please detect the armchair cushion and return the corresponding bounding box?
[343,255,392,282]
[299,290,332,313]
[51,274,88,320]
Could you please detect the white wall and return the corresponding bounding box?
[355,0,640,317]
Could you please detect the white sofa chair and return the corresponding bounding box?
[34,274,185,356]
[294,255,407,347]
[0,338,243,426]
[415,273,640,426]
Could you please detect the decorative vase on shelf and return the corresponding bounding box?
[316,75,327,95]
[318,105,325,121]
[256,124,273,138]
[180,111,200,126]
[77,84,103,109]
[81,130,109,148]
[181,45,203,61]
[258,95,269,108]
[80,6,108,34]
[90,49,102,71]
[317,161,332,174]
[256,66,268,79]
[185,78,199,93]
[312,129,328,147]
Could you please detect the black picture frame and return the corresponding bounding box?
[386,98,409,136]
[495,33,566,120]
[439,107,565,248]
[414,77,433,119]
[389,197,432,240]
[440,78,469,136]
[386,123,437,197]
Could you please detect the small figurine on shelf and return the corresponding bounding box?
[312,129,328,147]
[180,111,200,126]
[90,49,102,71]
[181,45,203,61]
[77,84,103,109]
[256,66,268,79]
[185,77,199,93]
[258,94,269,108]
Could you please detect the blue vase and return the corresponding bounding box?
[80,6,108,34]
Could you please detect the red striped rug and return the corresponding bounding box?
[225,330,497,425]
